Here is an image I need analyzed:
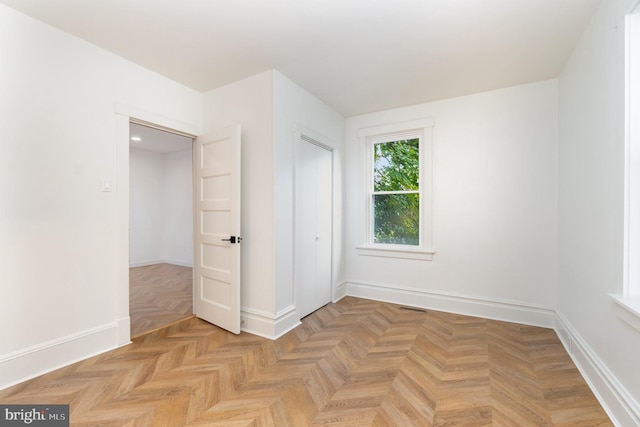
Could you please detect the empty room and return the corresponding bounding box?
[0,0,639,425]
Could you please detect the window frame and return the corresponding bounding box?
[614,4,640,331]
[357,118,434,260]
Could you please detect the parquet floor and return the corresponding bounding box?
[129,263,193,337]
[0,297,612,426]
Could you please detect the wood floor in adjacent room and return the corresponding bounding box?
[129,263,193,337]
[0,297,612,426]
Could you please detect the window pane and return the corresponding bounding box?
[373,193,419,245]
[373,138,419,192]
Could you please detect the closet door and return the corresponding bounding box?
[295,137,332,319]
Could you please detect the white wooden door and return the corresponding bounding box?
[295,137,332,319]
[194,125,241,334]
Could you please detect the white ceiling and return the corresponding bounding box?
[130,123,192,153]
[1,0,601,117]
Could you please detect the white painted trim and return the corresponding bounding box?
[611,293,640,332]
[0,323,123,390]
[129,259,194,268]
[333,280,348,302]
[358,118,435,255]
[129,259,163,268]
[345,280,555,328]
[357,118,435,138]
[240,305,300,339]
[273,312,302,339]
[555,312,640,427]
[115,113,131,347]
[163,259,194,268]
[624,7,640,297]
[356,245,434,261]
[116,316,131,347]
[114,103,201,137]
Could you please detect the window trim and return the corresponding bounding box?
[356,118,434,260]
[615,4,640,331]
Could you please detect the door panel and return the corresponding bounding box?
[295,138,332,319]
[194,125,241,334]
[202,211,231,234]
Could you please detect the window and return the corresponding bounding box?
[357,118,434,260]
[614,4,640,330]
[372,136,420,245]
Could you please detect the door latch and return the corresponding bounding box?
[221,236,242,244]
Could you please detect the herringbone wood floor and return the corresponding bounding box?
[0,297,612,426]
[130,263,193,337]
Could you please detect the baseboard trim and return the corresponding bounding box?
[163,259,194,268]
[241,305,300,340]
[555,313,640,427]
[333,280,348,302]
[129,259,163,268]
[345,280,555,328]
[129,259,193,268]
[0,323,121,391]
[116,316,131,346]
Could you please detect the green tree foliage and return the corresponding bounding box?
[373,139,420,245]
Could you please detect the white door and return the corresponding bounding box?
[295,137,332,319]
[194,125,241,334]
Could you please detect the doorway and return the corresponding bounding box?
[295,134,333,319]
[128,122,194,336]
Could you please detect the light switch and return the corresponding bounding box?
[101,180,112,192]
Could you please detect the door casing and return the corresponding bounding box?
[115,107,200,346]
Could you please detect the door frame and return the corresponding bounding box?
[115,105,200,346]
[292,127,335,319]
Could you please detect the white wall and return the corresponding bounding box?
[0,4,202,389]
[273,71,345,333]
[344,80,558,325]
[558,0,640,424]
[130,148,165,265]
[164,148,194,266]
[129,147,193,267]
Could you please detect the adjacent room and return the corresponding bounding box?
[128,123,194,336]
[0,0,638,425]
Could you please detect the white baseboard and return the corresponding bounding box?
[345,280,556,328]
[241,305,300,340]
[116,316,132,346]
[129,259,163,267]
[129,259,193,268]
[0,323,122,391]
[333,280,348,302]
[163,259,194,268]
[555,313,640,427]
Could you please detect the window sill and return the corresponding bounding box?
[356,245,434,261]
[610,294,640,332]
